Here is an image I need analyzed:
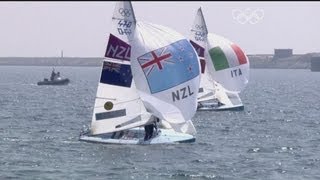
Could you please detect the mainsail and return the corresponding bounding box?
[130,21,201,135]
[189,8,215,102]
[90,1,151,135]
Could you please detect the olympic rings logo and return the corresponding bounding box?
[119,8,131,17]
[195,24,205,30]
[232,8,264,24]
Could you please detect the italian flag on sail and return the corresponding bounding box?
[209,43,247,71]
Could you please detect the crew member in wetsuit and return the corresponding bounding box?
[154,117,159,134]
[144,123,154,141]
[144,115,161,141]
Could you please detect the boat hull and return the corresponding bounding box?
[197,102,244,111]
[37,78,70,85]
[79,127,195,145]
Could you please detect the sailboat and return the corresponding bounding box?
[189,8,249,111]
[79,1,199,144]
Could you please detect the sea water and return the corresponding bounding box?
[0,66,320,180]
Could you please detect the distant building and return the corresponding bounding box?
[273,49,293,59]
[311,56,320,72]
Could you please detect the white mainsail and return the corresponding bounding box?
[189,8,215,103]
[90,1,151,135]
[130,21,201,135]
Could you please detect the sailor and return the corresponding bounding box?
[154,117,159,134]
[144,124,152,141]
[144,116,160,141]
[50,68,56,81]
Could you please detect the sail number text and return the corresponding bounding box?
[172,85,194,102]
[231,68,243,77]
[194,31,206,42]
[118,20,132,35]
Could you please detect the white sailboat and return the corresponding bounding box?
[198,81,244,111]
[189,8,249,111]
[79,1,199,144]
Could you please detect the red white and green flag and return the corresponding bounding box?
[209,43,248,71]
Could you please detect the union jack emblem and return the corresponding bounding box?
[138,47,174,76]
[103,62,121,73]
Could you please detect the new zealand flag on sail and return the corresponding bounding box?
[137,39,199,94]
[100,61,132,88]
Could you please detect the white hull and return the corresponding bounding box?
[79,127,195,145]
[197,101,244,111]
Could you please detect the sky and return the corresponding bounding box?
[0,1,319,57]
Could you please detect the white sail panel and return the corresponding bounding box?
[130,21,200,133]
[111,1,136,42]
[198,71,215,101]
[214,82,232,106]
[190,7,208,46]
[91,74,151,134]
[214,82,243,108]
[206,33,250,92]
[113,1,136,23]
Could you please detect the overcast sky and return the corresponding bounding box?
[0,1,319,57]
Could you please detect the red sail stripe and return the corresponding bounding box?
[231,44,247,65]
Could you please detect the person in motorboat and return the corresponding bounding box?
[50,68,56,81]
[55,72,62,80]
[50,69,63,81]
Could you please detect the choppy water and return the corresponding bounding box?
[1,66,320,180]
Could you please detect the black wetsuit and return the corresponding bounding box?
[144,123,154,141]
